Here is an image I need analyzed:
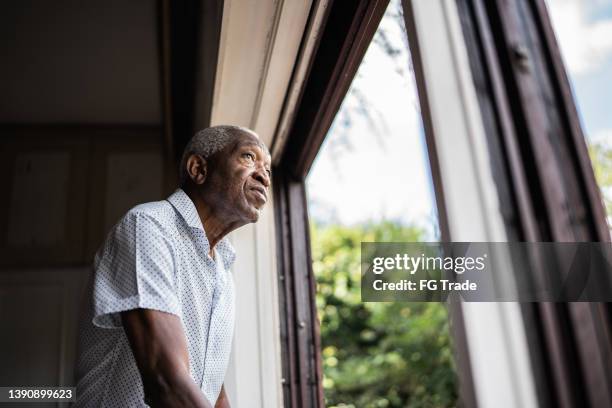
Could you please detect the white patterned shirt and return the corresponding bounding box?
[74,188,236,407]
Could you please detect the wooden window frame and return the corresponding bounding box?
[274,0,612,406]
[273,0,477,406]
[455,0,612,407]
[273,1,391,406]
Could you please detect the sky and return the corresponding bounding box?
[306,0,612,235]
[545,0,612,142]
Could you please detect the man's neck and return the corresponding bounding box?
[183,187,244,251]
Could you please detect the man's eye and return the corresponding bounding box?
[242,153,255,161]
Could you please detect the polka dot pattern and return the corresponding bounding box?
[74,188,236,407]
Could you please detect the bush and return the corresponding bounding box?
[311,221,458,408]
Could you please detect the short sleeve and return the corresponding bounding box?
[92,210,180,328]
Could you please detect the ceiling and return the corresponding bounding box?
[0,0,161,125]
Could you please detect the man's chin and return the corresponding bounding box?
[242,198,265,222]
[242,205,261,223]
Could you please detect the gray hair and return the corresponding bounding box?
[178,125,252,185]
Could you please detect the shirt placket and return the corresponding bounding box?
[200,262,224,393]
[199,254,225,392]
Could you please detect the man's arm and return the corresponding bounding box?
[215,385,230,408]
[121,309,213,408]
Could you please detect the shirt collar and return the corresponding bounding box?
[167,188,236,269]
[167,188,203,230]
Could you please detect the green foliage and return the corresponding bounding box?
[311,221,458,408]
[588,141,612,219]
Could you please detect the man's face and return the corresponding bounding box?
[207,131,271,222]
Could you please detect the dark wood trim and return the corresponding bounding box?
[454,1,559,406]
[158,0,174,167]
[274,171,323,407]
[193,0,224,132]
[531,0,610,243]
[279,0,390,179]
[159,0,222,166]
[454,0,531,242]
[270,0,334,164]
[455,0,612,406]
[166,0,199,163]
[156,0,222,193]
[273,1,397,406]
[274,172,300,408]
[454,2,582,406]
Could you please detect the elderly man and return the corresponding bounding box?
[74,125,271,407]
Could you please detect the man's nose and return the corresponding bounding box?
[253,167,270,188]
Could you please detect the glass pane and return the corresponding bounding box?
[305,0,458,406]
[545,0,612,234]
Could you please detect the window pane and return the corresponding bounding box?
[545,0,612,233]
[305,0,458,406]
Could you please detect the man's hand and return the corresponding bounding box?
[121,309,213,408]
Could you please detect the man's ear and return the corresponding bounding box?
[186,154,207,185]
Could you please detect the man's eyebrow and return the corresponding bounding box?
[236,140,271,157]
[237,141,260,148]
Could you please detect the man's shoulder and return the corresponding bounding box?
[114,198,178,235]
[95,198,179,265]
[129,198,174,219]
